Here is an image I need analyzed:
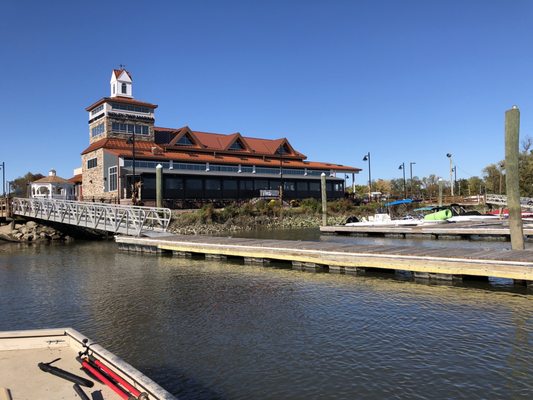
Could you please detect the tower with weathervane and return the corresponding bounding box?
[81,68,158,200]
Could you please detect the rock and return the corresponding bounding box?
[51,234,62,240]
[26,221,38,228]
[15,224,24,229]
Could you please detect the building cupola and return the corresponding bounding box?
[110,68,133,98]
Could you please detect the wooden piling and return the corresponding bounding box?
[505,106,524,250]
[321,172,327,226]
[156,164,163,208]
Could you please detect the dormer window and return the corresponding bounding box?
[229,140,245,151]
[277,144,290,155]
[176,135,193,146]
[121,83,127,94]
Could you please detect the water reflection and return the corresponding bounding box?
[0,241,532,399]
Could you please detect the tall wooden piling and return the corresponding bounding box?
[321,172,327,226]
[505,106,524,250]
[156,164,163,208]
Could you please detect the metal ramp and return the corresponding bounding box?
[485,194,533,209]
[11,197,172,237]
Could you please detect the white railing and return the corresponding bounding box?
[11,197,172,236]
[485,194,533,209]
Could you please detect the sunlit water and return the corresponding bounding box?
[0,235,532,399]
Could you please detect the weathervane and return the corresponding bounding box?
[118,64,127,70]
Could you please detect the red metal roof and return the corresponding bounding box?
[113,69,132,80]
[82,138,359,172]
[85,96,158,112]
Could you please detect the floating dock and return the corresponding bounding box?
[320,220,533,240]
[115,234,533,284]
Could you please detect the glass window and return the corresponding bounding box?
[108,166,117,191]
[143,176,155,189]
[309,182,320,191]
[166,177,183,190]
[176,135,193,145]
[186,179,202,190]
[326,182,333,191]
[121,83,127,94]
[296,181,308,191]
[87,158,97,169]
[241,166,254,173]
[283,181,296,191]
[269,180,281,190]
[91,123,105,137]
[229,140,244,150]
[223,180,237,190]
[240,180,253,190]
[206,179,222,190]
[254,180,268,190]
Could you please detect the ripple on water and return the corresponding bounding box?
[0,241,532,399]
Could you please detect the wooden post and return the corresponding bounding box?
[156,164,163,208]
[505,106,524,250]
[321,173,327,226]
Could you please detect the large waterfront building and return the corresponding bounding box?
[81,69,360,206]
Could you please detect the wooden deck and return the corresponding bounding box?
[115,234,533,283]
[320,220,533,240]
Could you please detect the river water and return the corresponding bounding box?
[1,231,532,399]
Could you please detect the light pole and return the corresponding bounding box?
[446,153,454,196]
[398,162,406,199]
[362,152,371,201]
[0,162,5,197]
[452,166,457,196]
[409,161,416,198]
[127,133,136,202]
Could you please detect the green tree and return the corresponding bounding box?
[11,172,44,197]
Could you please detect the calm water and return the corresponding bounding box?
[0,235,532,399]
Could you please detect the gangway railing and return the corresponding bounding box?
[11,197,172,236]
[485,194,533,209]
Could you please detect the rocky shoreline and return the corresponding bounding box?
[0,221,73,243]
[168,213,348,235]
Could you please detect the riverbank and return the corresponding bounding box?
[168,199,374,235]
[0,220,73,243]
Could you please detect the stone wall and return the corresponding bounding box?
[81,148,119,201]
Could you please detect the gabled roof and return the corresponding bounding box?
[81,137,360,172]
[113,69,132,80]
[86,96,157,112]
[154,127,306,159]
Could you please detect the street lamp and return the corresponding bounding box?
[398,162,406,199]
[127,132,137,202]
[446,153,454,196]
[362,152,371,201]
[0,162,5,197]
[409,162,416,198]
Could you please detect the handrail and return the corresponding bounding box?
[10,197,172,236]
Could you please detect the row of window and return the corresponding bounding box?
[140,177,344,192]
[91,123,105,137]
[111,102,151,114]
[123,160,332,176]
[112,123,149,135]
[91,105,104,115]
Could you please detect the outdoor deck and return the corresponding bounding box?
[320,220,533,240]
[115,234,533,283]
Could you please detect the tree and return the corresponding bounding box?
[11,172,44,197]
[483,163,504,194]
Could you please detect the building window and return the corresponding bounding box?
[121,83,127,94]
[108,166,117,191]
[112,122,149,135]
[111,103,151,114]
[186,179,202,190]
[91,123,105,137]
[229,140,245,151]
[176,135,193,145]
[223,180,238,190]
[240,180,254,190]
[309,182,320,191]
[205,179,221,190]
[91,105,104,116]
[113,84,115,94]
[87,158,98,169]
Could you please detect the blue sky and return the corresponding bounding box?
[1,0,533,188]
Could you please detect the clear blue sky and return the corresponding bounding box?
[1,0,533,188]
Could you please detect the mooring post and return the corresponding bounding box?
[156,164,163,208]
[505,106,524,250]
[321,172,327,226]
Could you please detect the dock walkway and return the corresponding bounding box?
[320,221,533,240]
[115,234,533,283]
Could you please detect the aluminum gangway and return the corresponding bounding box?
[11,197,172,237]
[485,194,533,209]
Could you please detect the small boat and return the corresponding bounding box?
[0,328,176,400]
